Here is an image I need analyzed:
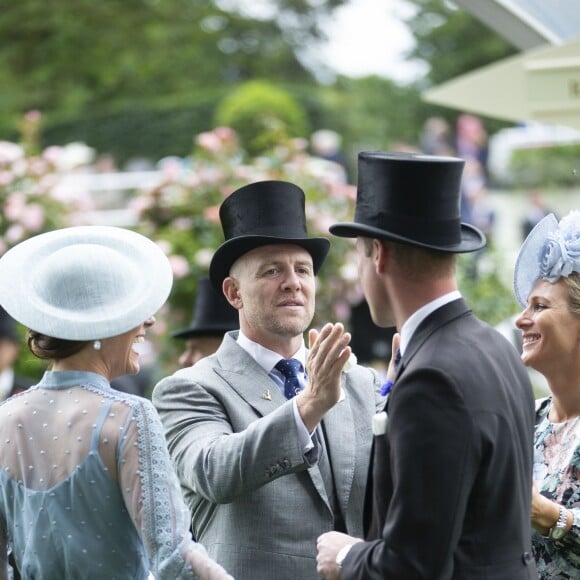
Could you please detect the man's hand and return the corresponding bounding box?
[316,531,362,579]
[189,550,235,580]
[386,332,400,382]
[296,323,351,432]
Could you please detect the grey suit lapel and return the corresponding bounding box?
[214,331,340,509]
[320,373,356,515]
[213,333,287,416]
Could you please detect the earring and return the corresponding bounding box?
[93,340,102,351]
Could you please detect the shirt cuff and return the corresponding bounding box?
[293,397,316,453]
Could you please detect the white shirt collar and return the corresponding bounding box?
[236,330,307,374]
[399,291,461,356]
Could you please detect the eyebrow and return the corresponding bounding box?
[258,258,313,268]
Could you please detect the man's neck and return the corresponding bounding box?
[392,277,458,331]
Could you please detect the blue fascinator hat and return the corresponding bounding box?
[514,211,580,307]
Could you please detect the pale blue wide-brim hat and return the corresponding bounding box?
[0,226,173,341]
[514,211,580,307]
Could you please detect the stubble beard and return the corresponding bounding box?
[249,307,313,340]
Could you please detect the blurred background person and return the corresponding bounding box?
[456,114,489,184]
[521,189,554,241]
[0,225,231,580]
[310,129,349,182]
[172,277,239,368]
[0,306,34,402]
[419,116,454,156]
[514,211,580,579]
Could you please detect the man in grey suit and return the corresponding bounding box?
[316,152,537,579]
[153,180,383,580]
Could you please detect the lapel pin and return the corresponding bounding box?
[262,390,272,401]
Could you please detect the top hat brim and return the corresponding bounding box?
[209,235,330,291]
[513,213,559,308]
[330,221,486,253]
[172,325,234,339]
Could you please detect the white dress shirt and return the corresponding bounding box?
[399,290,462,356]
[237,331,315,452]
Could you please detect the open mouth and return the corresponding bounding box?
[132,335,146,354]
[522,334,540,346]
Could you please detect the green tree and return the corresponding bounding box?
[215,80,309,156]
[404,0,517,87]
[0,0,345,136]
[315,75,431,173]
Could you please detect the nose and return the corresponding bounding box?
[281,268,301,290]
[179,350,193,368]
[144,316,156,329]
[514,308,530,330]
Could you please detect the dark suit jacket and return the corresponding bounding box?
[344,299,537,580]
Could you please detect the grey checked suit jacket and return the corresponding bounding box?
[153,331,382,580]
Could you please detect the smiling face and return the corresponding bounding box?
[100,317,155,379]
[224,244,315,352]
[515,279,580,378]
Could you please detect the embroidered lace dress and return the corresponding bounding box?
[533,397,580,579]
[0,371,205,580]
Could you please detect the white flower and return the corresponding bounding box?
[342,352,358,373]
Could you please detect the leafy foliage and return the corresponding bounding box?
[509,144,580,189]
[0,112,93,253]
[215,81,309,156]
[0,0,343,136]
[457,248,519,326]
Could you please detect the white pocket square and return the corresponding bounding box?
[372,411,388,435]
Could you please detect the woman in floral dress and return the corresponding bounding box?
[514,211,580,578]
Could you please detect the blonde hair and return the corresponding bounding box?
[561,273,580,316]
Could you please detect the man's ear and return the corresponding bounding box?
[374,239,389,274]
[222,277,242,309]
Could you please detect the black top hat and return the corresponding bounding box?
[172,278,239,339]
[0,306,19,342]
[209,180,331,290]
[330,151,486,253]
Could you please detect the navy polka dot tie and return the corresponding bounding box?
[275,358,303,399]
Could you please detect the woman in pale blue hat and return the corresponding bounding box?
[514,210,580,578]
[0,226,232,580]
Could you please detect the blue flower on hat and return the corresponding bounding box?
[540,211,580,282]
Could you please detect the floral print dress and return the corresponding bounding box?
[533,397,580,578]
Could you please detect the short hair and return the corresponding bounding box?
[361,237,455,280]
[27,331,90,360]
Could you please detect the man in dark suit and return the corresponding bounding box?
[316,152,537,579]
[153,181,383,579]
